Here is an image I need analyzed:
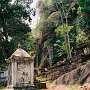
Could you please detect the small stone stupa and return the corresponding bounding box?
[8,48,34,88]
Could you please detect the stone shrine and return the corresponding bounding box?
[7,48,34,88]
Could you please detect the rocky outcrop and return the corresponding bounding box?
[53,63,90,85]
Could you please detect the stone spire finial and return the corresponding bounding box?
[18,43,21,48]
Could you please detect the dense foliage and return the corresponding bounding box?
[78,0,90,43]
[32,0,90,68]
[0,0,90,69]
[0,0,34,67]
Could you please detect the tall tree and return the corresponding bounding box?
[0,0,33,66]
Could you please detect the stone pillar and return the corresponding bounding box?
[11,61,17,87]
[14,61,17,86]
[7,64,11,86]
[30,61,34,85]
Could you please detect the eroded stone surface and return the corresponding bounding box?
[53,64,90,85]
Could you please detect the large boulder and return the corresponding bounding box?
[53,63,90,85]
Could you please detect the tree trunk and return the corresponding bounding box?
[47,46,53,67]
[64,32,71,59]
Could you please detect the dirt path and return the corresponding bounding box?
[46,83,90,90]
[46,85,69,90]
[1,84,90,90]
